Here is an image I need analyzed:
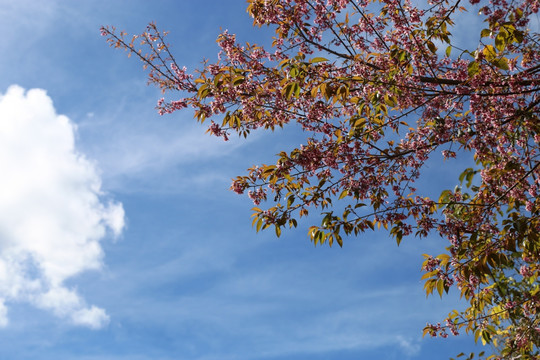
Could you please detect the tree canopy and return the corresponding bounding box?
[102,0,540,357]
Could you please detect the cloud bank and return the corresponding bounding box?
[0,85,124,329]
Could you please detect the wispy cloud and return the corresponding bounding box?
[76,95,263,194]
[0,85,125,328]
[100,224,438,360]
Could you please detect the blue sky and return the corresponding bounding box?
[0,1,495,359]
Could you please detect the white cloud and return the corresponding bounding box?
[0,85,125,328]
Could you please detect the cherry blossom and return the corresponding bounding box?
[102,0,539,356]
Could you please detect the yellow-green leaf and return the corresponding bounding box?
[492,57,509,70]
[338,190,349,200]
[480,29,491,38]
[467,61,480,77]
[233,76,245,85]
[427,41,437,54]
[310,57,328,63]
[436,279,444,298]
[495,33,506,51]
[482,45,497,60]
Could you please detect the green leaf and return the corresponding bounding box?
[492,57,509,70]
[482,45,497,60]
[446,46,452,57]
[335,233,343,247]
[474,329,481,343]
[423,278,436,296]
[438,189,452,208]
[436,279,445,298]
[467,61,479,77]
[287,195,295,207]
[481,329,491,345]
[427,41,437,54]
[309,57,328,63]
[233,76,245,85]
[459,168,472,183]
[367,220,375,230]
[495,33,506,51]
[283,82,295,99]
[256,218,263,232]
[396,231,403,246]
[338,190,349,200]
[197,84,209,98]
[289,218,298,228]
[279,58,289,69]
[384,95,396,107]
[513,29,524,43]
[480,28,491,38]
[292,82,300,98]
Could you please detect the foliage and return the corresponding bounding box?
[102,0,540,357]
